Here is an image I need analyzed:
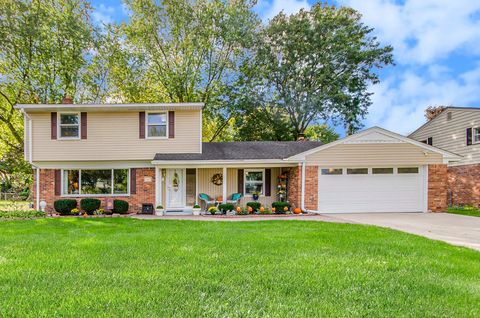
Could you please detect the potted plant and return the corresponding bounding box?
[208,206,218,215]
[192,204,201,216]
[252,191,260,201]
[155,205,165,216]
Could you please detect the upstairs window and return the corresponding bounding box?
[474,127,480,143]
[59,113,80,139]
[147,112,167,138]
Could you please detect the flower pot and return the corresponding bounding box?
[155,209,164,216]
[252,194,259,201]
[192,208,201,216]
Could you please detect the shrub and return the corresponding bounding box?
[208,206,218,215]
[259,208,273,215]
[246,202,261,212]
[113,200,129,214]
[156,205,164,209]
[272,201,290,214]
[218,203,234,212]
[80,198,101,215]
[54,199,77,215]
[193,204,200,209]
[0,210,45,219]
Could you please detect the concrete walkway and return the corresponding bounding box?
[132,213,344,222]
[328,212,480,251]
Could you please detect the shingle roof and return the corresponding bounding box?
[153,141,323,161]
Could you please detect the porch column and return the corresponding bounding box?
[223,166,227,204]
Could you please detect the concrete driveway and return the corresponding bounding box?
[328,212,480,251]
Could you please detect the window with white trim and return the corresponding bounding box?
[59,113,80,139]
[474,127,480,143]
[62,169,129,196]
[321,168,343,175]
[147,112,167,138]
[244,169,264,195]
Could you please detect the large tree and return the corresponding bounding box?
[236,3,393,139]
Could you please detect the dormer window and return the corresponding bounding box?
[58,113,80,139]
[147,112,168,138]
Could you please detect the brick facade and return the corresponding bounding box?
[447,164,480,207]
[304,166,318,210]
[33,168,155,213]
[287,166,301,209]
[428,164,448,212]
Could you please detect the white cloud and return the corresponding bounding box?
[92,4,115,26]
[257,0,310,22]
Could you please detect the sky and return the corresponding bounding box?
[90,0,480,136]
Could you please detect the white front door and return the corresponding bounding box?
[166,169,186,208]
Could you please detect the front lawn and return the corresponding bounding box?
[448,206,480,217]
[0,219,479,317]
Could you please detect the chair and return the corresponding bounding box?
[226,193,242,206]
[198,193,216,211]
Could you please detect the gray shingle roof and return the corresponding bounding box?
[153,141,323,161]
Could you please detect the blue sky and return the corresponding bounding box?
[90,0,480,136]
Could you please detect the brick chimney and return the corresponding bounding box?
[62,96,73,104]
[297,133,305,141]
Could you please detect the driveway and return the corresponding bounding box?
[328,212,480,251]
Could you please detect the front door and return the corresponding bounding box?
[166,169,185,208]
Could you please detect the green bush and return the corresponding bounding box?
[246,202,261,212]
[54,199,78,215]
[0,210,45,219]
[218,203,235,212]
[113,200,129,214]
[80,198,101,215]
[272,201,290,214]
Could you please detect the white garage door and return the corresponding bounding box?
[317,166,426,213]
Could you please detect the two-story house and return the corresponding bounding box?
[409,107,480,206]
[16,99,458,214]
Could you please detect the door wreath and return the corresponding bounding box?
[211,173,223,186]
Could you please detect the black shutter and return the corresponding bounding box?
[237,169,244,195]
[54,170,61,195]
[168,111,175,138]
[51,112,57,139]
[139,112,145,139]
[81,112,87,139]
[467,128,472,146]
[130,168,137,194]
[265,169,271,196]
[427,137,433,146]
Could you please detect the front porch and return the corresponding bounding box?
[154,164,298,214]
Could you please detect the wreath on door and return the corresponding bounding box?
[211,173,223,186]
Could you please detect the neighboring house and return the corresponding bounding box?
[16,100,459,214]
[409,107,480,206]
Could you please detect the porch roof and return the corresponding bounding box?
[153,141,322,161]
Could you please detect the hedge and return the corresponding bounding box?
[272,201,290,214]
[113,199,129,214]
[246,201,261,212]
[54,199,78,215]
[218,203,235,213]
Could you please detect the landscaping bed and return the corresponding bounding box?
[447,206,480,217]
[0,218,479,317]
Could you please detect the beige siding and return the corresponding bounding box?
[197,167,282,208]
[24,115,30,161]
[30,111,201,161]
[409,109,480,165]
[306,143,443,166]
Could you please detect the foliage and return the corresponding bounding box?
[235,207,248,215]
[193,204,200,209]
[272,202,290,214]
[208,206,218,215]
[113,200,129,214]
[425,106,447,121]
[54,199,78,215]
[80,198,101,215]
[304,124,340,143]
[156,205,164,209]
[246,201,261,212]
[217,203,235,212]
[447,206,480,217]
[0,210,45,219]
[259,208,273,215]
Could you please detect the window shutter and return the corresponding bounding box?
[168,111,175,138]
[265,169,271,196]
[54,170,61,196]
[467,128,472,146]
[237,169,244,195]
[139,112,145,139]
[130,168,137,194]
[427,137,433,146]
[51,112,57,139]
[81,112,87,139]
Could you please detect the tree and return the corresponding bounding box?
[425,106,447,121]
[240,3,393,139]
[304,124,339,143]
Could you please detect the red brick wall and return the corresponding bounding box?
[287,166,301,209]
[448,164,480,207]
[428,164,448,212]
[304,166,318,210]
[33,168,155,213]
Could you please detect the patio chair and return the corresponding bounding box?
[198,193,216,212]
[226,193,242,206]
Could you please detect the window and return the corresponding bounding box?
[62,169,129,196]
[59,113,80,139]
[398,167,419,174]
[321,168,342,175]
[421,137,433,145]
[147,112,167,138]
[244,169,264,195]
[347,168,368,175]
[372,168,394,174]
[474,127,480,143]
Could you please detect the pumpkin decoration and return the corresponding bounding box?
[272,207,276,213]
[283,206,289,212]
[236,206,242,212]
[248,206,253,214]
[293,207,301,214]
[260,206,265,212]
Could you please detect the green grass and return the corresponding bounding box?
[0,200,31,211]
[448,206,480,217]
[0,219,479,317]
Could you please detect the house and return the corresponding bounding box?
[409,107,480,206]
[15,100,460,214]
